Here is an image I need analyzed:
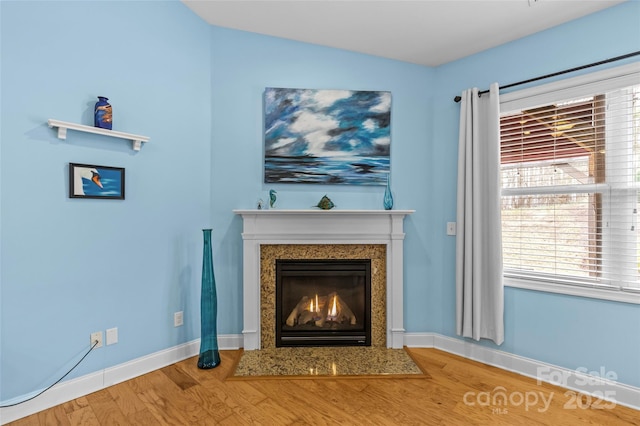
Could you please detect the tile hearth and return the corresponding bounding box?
[230,347,425,378]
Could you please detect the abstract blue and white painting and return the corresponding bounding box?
[264,88,391,185]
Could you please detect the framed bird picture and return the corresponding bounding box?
[69,163,125,199]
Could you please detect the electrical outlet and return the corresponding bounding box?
[106,327,118,345]
[447,222,457,236]
[90,331,103,348]
[174,311,184,327]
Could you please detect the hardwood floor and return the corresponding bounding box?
[8,348,639,425]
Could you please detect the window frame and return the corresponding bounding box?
[499,62,640,305]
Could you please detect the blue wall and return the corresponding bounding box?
[1,0,638,404]
[0,0,212,401]
[431,2,640,387]
[208,25,434,336]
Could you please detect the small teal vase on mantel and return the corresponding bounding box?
[198,229,221,369]
[383,173,394,210]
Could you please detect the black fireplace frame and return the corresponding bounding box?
[275,259,372,347]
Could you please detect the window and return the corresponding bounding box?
[499,63,640,303]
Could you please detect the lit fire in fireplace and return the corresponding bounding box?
[327,295,338,321]
[286,291,357,327]
[276,259,371,347]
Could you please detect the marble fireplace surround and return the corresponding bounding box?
[233,209,414,350]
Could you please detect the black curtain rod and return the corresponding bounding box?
[453,51,640,103]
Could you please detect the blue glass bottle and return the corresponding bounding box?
[383,173,394,210]
[94,96,112,130]
[198,229,221,369]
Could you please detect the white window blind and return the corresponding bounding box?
[499,64,640,296]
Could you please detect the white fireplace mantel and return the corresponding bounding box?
[233,209,415,350]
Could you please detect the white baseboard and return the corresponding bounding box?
[404,332,640,412]
[403,332,435,348]
[0,334,243,425]
[3,332,637,424]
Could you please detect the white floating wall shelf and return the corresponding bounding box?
[47,119,150,151]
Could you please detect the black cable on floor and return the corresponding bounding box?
[0,340,99,408]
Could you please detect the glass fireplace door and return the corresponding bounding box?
[275,259,371,347]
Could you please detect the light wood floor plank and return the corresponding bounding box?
[60,396,89,415]
[182,385,235,423]
[106,381,147,416]
[136,387,188,426]
[6,415,39,426]
[123,408,164,425]
[66,405,100,426]
[36,404,70,426]
[84,389,129,425]
[6,348,639,425]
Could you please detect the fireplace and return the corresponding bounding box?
[276,259,371,347]
[233,209,414,350]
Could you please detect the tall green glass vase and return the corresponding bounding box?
[198,229,221,369]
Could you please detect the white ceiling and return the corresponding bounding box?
[182,0,626,67]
